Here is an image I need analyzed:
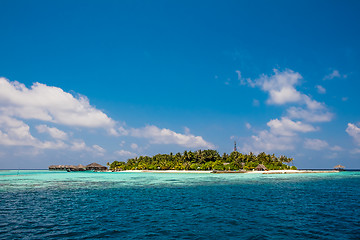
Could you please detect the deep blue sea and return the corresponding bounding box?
[0,170,359,239]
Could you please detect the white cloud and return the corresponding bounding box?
[239,69,335,154]
[330,145,343,151]
[241,118,316,153]
[242,130,296,153]
[267,117,317,136]
[245,123,252,129]
[268,86,303,105]
[304,138,329,150]
[118,126,129,136]
[346,123,360,146]
[250,69,303,105]
[287,107,333,123]
[130,143,138,150]
[36,124,68,140]
[70,140,87,151]
[315,85,326,94]
[246,70,329,111]
[0,115,65,149]
[69,140,106,156]
[115,150,137,158]
[129,125,215,149]
[323,70,346,80]
[0,77,116,133]
[92,144,106,155]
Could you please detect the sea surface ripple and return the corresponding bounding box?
[0,170,359,239]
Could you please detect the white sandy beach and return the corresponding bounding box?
[115,169,339,174]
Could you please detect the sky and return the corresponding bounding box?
[0,0,360,169]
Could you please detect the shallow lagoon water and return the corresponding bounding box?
[1,170,359,239]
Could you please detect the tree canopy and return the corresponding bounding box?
[109,150,296,171]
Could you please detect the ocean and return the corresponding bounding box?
[0,170,359,239]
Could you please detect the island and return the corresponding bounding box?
[109,150,297,172]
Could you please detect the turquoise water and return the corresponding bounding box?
[1,170,359,239]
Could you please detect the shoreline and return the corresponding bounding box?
[112,169,340,174]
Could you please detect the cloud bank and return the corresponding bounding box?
[129,125,215,149]
[240,69,333,153]
[0,77,116,132]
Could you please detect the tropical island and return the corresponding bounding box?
[109,150,297,171]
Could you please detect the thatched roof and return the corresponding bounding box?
[86,162,106,168]
[68,165,78,169]
[77,164,86,169]
[334,165,345,169]
[255,164,267,170]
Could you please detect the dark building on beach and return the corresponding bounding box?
[255,164,267,171]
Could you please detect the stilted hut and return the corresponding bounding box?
[86,163,107,171]
[66,165,79,171]
[49,165,66,171]
[334,165,345,171]
[49,165,59,170]
[77,164,86,171]
[255,164,267,171]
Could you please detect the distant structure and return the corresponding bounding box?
[86,163,107,171]
[255,164,267,171]
[234,141,237,152]
[334,165,345,171]
[49,163,107,171]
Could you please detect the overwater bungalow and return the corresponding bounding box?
[77,164,86,171]
[255,164,267,171]
[334,164,345,171]
[49,163,107,171]
[86,163,107,171]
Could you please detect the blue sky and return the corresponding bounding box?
[0,0,360,169]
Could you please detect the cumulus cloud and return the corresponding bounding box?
[246,70,331,113]
[239,69,335,153]
[248,69,303,105]
[304,138,329,150]
[346,123,360,146]
[70,140,87,151]
[242,130,296,153]
[0,115,65,149]
[0,77,116,133]
[316,85,326,94]
[115,150,137,158]
[241,118,316,153]
[36,124,68,140]
[287,107,333,123]
[267,117,317,136]
[129,125,215,148]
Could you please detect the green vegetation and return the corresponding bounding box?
[110,150,296,171]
